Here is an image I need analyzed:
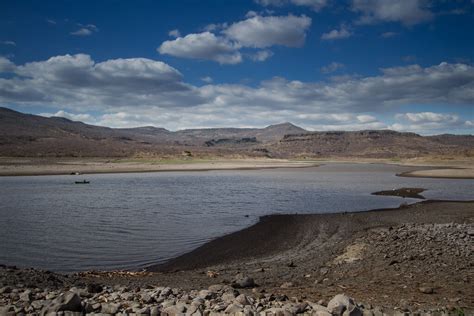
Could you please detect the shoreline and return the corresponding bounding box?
[0,157,473,178]
[147,199,474,272]
[397,168,474,179]
[0,158,319,177]
[1,200,473,314]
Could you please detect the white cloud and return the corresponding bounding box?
[224,14,311,48]
[357,114,377,123]
[1,41,16,46]
[201,76,213,83]
[70,24,98,36]
[158,32,242,65]
[2,54,200,108]
[158,14,310,64]
[391,112,471,134]
[321,25,352,40]
[352,0,434,26]
[0,55,473,133]
[0,57,16,72]
[255,0,328,11]
[380,31,398,38]
[202,23,228,32]
[249,50,274,62]
[46,19,57,25]
[39,110,94,122]
[320,62,345,74]
[168,29,181,38]
[71,28,92,36]
[395,112,460,124]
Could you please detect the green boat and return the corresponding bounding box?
[75,180,90,184]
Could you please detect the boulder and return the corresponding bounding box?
[232,276,256,288]
[327,294,357,316]
[41,292,82,314]
[101,302,121,314]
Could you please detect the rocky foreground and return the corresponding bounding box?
[0,268,464,316]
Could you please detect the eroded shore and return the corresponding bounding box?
[0,158,318,177]
[1,200,473,315]
[1,157,473,179]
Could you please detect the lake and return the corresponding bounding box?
[0,163,472,272]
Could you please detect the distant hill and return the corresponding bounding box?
[0,107,472,158]
[276,130,474,158]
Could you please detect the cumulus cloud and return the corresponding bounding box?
[168,29,181,38]
[1,54,202,108]
[201,76,213,83]
[395,112,460,123]
[0,55,473,133]
[70,24,98,36]
[39,110,94,122]
[320,62,345,74]
[255,0,328,11]
[224,14,311,48]
[321,25,352,40]
[158,14,311,64]
[249,50,274,62]
[0,57,16,72]
[352,0,434,26]
[158,32,242,65]
[391,112,472,133]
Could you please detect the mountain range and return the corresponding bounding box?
[0,107,472,159]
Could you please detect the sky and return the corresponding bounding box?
[0,0,473,134]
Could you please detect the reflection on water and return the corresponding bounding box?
[0,163,472,272]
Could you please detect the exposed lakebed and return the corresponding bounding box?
[0,163,472,272]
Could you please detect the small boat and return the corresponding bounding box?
[75,180,90,184]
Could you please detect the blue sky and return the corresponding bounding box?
[0,0,473,134]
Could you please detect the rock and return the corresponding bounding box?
[234,294,250,306]
[86,283,103,294]
[136,306,151,315]
[19,289,33,302]
[141,292,154,304]
[419,287,434,294]
[83,302,94,313]
[280,282,293,289]
[0,305,15,316]
[101,302,121,314]
[0,287,12,294]
[221,292,236,302]
[198,290,215,300]
[41,291,82,313]
[314,311,332,316]
[310,303,329,313]
[343,307,363,316]
[327,294,356,316]
[264,307,293,315]
[207,284,224,292]
[31,300,45,310]
[150,306,160,316]
[232,276,256,288]
[163,305,185,315]
[224,303,243,314]
[291,303,308,314]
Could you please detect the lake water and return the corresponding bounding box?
[0,163,472,272]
